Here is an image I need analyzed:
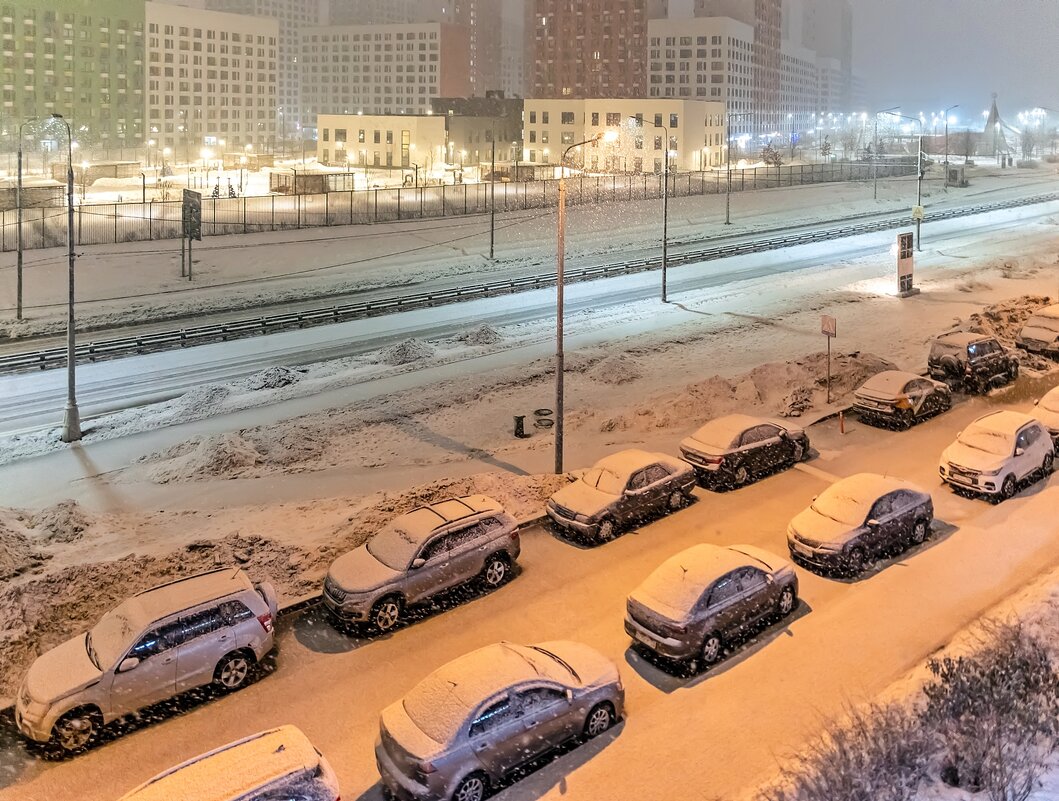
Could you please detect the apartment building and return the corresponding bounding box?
[299,23,470,132]
[522,98,726,172]
[316,112,446,172]
[144,1,278,153]
[1,0,146,152]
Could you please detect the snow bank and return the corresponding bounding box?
[144,433,264,484]
[587,354,642,385]
[0,512,48,579]
[380,337,435,365]
[454,324,503,346]
[29,499,91,543]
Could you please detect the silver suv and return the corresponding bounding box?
[15,567,278,754]
[323,495,520,632]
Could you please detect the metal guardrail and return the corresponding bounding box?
[2,191,1057,375]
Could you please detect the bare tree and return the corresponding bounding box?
[1020,127,1039,158]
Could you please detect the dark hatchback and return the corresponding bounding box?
[679,414,810,489]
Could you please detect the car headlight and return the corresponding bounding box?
[979,466,1002,476]
[818,542,843,553]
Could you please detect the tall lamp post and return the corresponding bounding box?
[16,117,36,322]
[629,115,671,302]
[725,111,752,225]
[883,111,925,250]
[51,113,81,443]
[873,106,899,200]
[943,104,959,187]
[555,131,614,474]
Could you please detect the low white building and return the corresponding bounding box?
[316,113,448,177]
[522,98,727,173]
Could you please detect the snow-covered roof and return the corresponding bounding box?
[119,726,322,801]
[686,414,762,451]
[934,331,990,346]
[969,410,1037,435]
[594,449,670,478]
[130,567,251,628]
[858,370,920,396]
[400,642,565,744]
[633,544,759,619]
[812,473,919,526]
[394,495,502,541]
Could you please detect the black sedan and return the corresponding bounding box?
[853,370,951,428]
[679,414,810,489]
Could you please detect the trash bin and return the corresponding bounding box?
[513,415,530,438]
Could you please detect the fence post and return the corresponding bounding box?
[271,195,275,231]
[350,189,354,225]
[148,201,153,240]
[397,187,401,220]
[243,196,247,233]
[374,188,378,222]
[296,194,301,229]
[325,191,329,225]
[115,203,119,243]
[463,183,467,215]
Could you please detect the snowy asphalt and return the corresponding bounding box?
[1,383,1058,801]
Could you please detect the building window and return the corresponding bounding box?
[560,111,574,125]
[670,113,679,128]
[541,111,548,124]
[591,112,599,126]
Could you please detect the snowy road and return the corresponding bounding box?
[2,384,1058,801]
[2,199,1057,437]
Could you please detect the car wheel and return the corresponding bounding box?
[597,518,616,542]
[776,585,796,617]
[1000,474,1017,500]
[898,408,915,429]
[845,547,867,575]
[583,702,615,738]
[214,651,254,691]
[732,464,750,487]
[700,633,723,666]
[452,773,488,801]
[51,708,102,753]
[791,441,806,462]
[909,518,929,546]
[667,490,686,511]
[480,554,510,589]
[371,596,404,633]
[1042,453,1054,477]
[1010,360,1020,380]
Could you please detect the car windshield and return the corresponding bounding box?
[958,427,1013,457]
[366,523,421,570]
[89,608,141,669]
[810,486,872,527]
[581,467,626,495]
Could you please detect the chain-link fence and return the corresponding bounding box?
[0,161,916,252]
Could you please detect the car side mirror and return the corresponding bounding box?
[867,519,880,528]
[765,573,774,584]
[564,688,574,702]
[1015,447,1025,457]
[411,558,426,569]
[1034,399,1040,406]
[118,657,140,673]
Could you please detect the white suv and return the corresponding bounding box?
[15,567,278,753]
[939,410,1055,500]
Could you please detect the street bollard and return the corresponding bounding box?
[514,415,530,439]
[839,410,846,435]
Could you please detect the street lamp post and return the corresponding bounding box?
[943,104,959,188]
[883,111,925,250]
[555,132,609,474]
[16,117,36,321]
[51,113,80,443]
[630,115,671,302]
[725,111,752,225]
[873,106,899,200]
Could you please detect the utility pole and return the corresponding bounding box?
[489,129,496,259]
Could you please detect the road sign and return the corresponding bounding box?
[897,231,914,294]
[182,189,202,241]
[911,205,925,220]
[821,315,837,338]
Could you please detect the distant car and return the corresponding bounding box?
[625,543,798,668]
[15,567,278,753]
[927,331,1019,393]
[679,414,810,487]
[939,410,1054,500]
[1034,386,1059,443]
[787,474,934,574]
[1015,304,1059,359]
[323,495,520,633]
[375,641,624,801]
[853,370,951,427]
[546,449,697,541]
[118,725,339,801]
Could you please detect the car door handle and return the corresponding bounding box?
[162,656,175,665]
[474,741,490,752]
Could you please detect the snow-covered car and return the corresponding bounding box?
[1034,386,1059,443]
[545,449,697,541]
[939,410,1054,500]
[852,370,951,427]
[625,543,798,668]
[375,641,624,801]
[926,332,1019,393]
[118,725,339,801]
[678,413,810,488]
[15,567,278,753]
[323,495,520,633]
[787,474,934,575]
[1015,304,1059,359]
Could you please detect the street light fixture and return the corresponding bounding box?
[629,115,672,302]
[725,111,753,225]
[554,131,612,473]
[50,112,81,443]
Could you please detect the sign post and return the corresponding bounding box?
[897,230,918,297]
[182,189,202,281]
[821,314,837,404]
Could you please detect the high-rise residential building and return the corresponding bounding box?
[205,0,324,147]
[417,0,503,97]
[499,0,528,97]
[328,0,419,25]
[299,23,471,129]
[783,0,853,111]
[2,0,146,153]
[144,1,278,154]
[532,0,651,99]
[646,17,754,117]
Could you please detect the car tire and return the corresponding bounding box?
[699,633,723,666]
[667,490,686,511]
[776,585,796,618]
[1000,474,1018,501]
[451,772,488,801]
[583,702,615,739]
[732,464,750,487]
[371,596,404,633]
[845,547,867,576]
[51,707,102,753]
[898,408,915,429]
[480,553,510,590]
[597,518,617,542]
[791,441,806,463]
[1010,360,1020,381]
[214,650,254,692]
[1042,453,1054,477]
[909,518,929,546]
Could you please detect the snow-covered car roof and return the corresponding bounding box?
[399,642,574,744]
[812,473,924,526]
[966,410,1038,435]
[119,726,325,801]
[933,331,994,347]
[124,567,253,629]
[393,495,504,540]
[684,414,765,451]
[593,449,687,478]
[633,543,783,618]
[856,370,923,397]
[1039,386,1059,413]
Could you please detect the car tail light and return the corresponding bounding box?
[257,612,273,633]
[510,529,519,541]
[703,456,723,465]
